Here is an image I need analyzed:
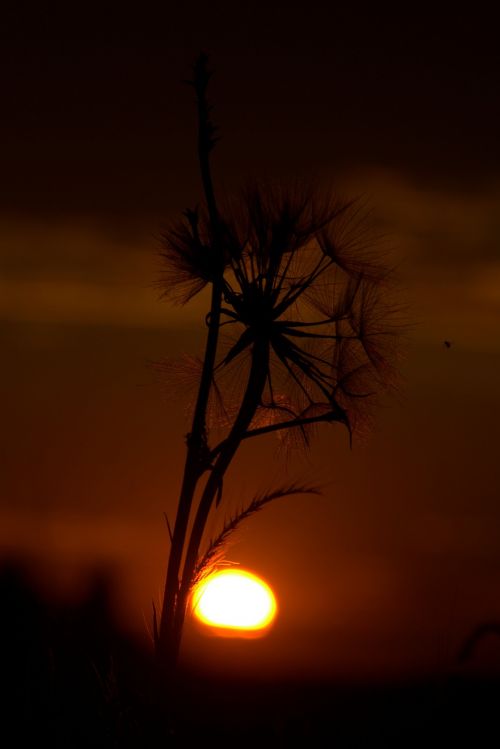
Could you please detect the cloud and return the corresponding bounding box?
[0,217,206,327]
[1,173,499,347]
[0,277,171,328]
[335,170,500,351]
[340,169,500,266]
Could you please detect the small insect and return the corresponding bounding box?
[443,340,452,349]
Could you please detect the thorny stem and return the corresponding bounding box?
[157,54,223,671]
[166,339,271,666]
[157,284,222,657]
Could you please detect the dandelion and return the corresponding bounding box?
[154,54,402,675]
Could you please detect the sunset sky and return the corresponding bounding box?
[2,5,500,681]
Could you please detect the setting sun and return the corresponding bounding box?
[191,569,277,634]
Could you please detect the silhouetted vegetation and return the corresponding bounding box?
[156,53,402,676]
[0,559,156,746]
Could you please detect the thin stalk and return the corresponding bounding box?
[157,54,223,668]
[165,339,270,665]
[209,408,341,458]
[157,281,222,658]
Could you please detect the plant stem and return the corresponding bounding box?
[166,339,270,664]
[157,282,222,664]
[157,54,223,672]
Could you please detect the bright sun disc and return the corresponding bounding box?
[192,569,277,632]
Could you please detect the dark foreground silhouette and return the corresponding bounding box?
[1,557,500,748]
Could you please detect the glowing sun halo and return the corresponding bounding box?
[192,569,277,634]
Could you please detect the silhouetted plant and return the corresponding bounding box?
[155,53,401,675]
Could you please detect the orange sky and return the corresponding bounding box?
[1,5,500,681]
